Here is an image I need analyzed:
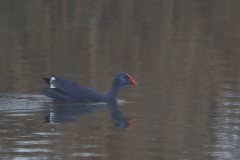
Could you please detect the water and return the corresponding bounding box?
[1,1,240,159]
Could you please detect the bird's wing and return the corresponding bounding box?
[39,88,68,102]
[52,75,102,102]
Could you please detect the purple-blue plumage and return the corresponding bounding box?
[39,73,138,103]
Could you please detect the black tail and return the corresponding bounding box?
[43,78,51,85]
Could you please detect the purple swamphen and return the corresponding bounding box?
[39,73,138,102]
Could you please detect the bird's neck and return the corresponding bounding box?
[103,81,122,102]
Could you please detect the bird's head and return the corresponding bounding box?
[114,73,138,87]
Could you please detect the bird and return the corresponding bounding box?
[39,73,138,103]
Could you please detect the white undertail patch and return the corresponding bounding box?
[50,77,56,88]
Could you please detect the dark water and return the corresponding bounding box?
[1,1,240,159]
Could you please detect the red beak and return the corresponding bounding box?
[127,74,138,86]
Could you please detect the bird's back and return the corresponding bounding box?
[40,75,103,102]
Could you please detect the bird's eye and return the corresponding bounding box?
[124,74,129,79]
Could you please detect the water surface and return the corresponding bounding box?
[1,1,240,159]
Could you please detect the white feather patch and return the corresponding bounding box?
[50,77,56,88]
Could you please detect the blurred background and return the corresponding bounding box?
[1,0,240,159]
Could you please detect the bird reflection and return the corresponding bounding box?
[43,102,135,128]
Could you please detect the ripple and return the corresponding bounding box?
[210,152,232,159]
[14,140,52,145]
[11,148,52,152]
[72,152,105,157]
[33,132,62,136]
[11,156,61,160]
[7,114,36,116]
[75,145,102,148]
